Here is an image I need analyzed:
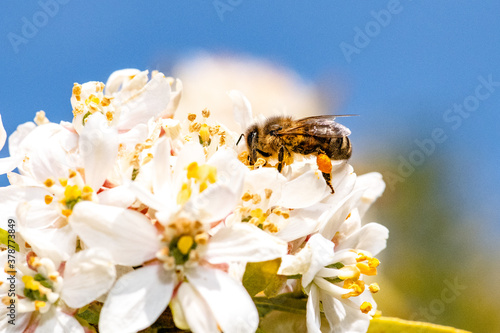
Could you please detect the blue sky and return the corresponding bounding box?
[1,1,499,232]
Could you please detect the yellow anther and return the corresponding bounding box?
[187,113,196,122]
[360,301,372,314]
[242,192,252,201]
[264,189,273,199]
[34,110,49,125]
[82,186,93,194]
[68,169,77,178]
[62,209,72,218]
[249,217,261,226]
[97,82,105,92]
[201,108,210,118]
[44,178,55,187]
[342,279,365,299]
[177,183,192,205]
[356,262,377,276]
[101,96,112,106]
[28,256,41,268]
[238,151,250,165]
[356,253,368,262]
[254,158,266,168]
[199,181,208,193]
[251,194,261,204]
[143,153,154,165]
[368,257,380,268]
[106,111,113,122]
[1,296,13,306]
[177,235,194,255]
[186,162,199,179]
[72,83,82,98]
[22,276,40,291]
[59,178,68,187]
[317,154,332,174]
[199,124,211,145]
[369,283,380,293]
[338,266,361,280]
[263,222,279,233]
[48,272,60,282]
[64,185,81,201]
[34,301,46,311]
[194,232,209,245]
[44,195,53,205]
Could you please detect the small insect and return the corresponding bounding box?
[241,115,354,193]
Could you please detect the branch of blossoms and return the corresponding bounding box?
[0,68,389,333]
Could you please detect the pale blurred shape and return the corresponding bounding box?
[172,53,328,132]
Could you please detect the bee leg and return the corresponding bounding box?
[317,153,334,194]
[277,146,285,173]
[236,133,244,146]
[322,172,335,194]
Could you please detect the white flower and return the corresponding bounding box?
[0,249,115,333]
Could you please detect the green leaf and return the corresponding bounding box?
[253,292,307,315]
[368,316,471,333]
[0,227,19,252]
[242,258,282,297]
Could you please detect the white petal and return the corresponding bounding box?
[70,202,160,266]
[8,121,36,156]
[105,68,142,95]
[0,186,47,223]
[0,310,31,333]
[61,248,116,308]
[228,90,253,132]
[79,113,119,190]
[184,184,238,224]
[354,172,386,217]
[19,225,76,267]
[278,169,327,208]
[0,156,22,175]
[97,185,136,208]
[336,222,389,256]
[306,284,322,333]
[116,73,171,130]
[152,138,173,200]
[301,234,336,287]
[205,223,287,264]
[99,265,174,333]
[177,282,219,333]
[117,123,149,149]
[0,114,6,151]
[186,266,259,333]
[273,204,326,242]
[36,307,84,333]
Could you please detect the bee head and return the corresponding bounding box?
[245,124,259,164]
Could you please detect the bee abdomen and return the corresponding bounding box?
[328,136,351,160]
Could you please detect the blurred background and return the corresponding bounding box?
[1,1,499,332]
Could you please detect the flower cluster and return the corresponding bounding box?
[0,69,388,333]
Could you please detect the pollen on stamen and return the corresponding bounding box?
[201,108,210,118]
[68,169,77,178]
[187,113,196,122]
[62,209,72,218]
[34,300,46,311]
[44,178,55,187]
[59,178,68,187]
[360,301,372,314]
[34,110,49,126]
[44,195,53,205]
[369,283,380,293]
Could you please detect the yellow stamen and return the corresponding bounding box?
[338,266,360,280]
[199,124,211,145]
[264,189,273,199]
[44,178,54,187]
[62,209,72,218]
[342,279,365,299]
[187,113,196,122]
[356,262,377,276]
[64,185,81,202]
[68,169,77,178]
[360,301,372,314]
[106,111,113,122]
[194,232,209,245]
[177,235,194,255]
[59,178,68,187]
[368,257,380,268]
[177,183,192,205]
[22,276,40,291]
[44,195,53,205]
[34,301,46,311]
[242,192,252,201]
[201,108,210,118]
[369,283,380,293]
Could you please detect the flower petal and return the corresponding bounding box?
[99,264,174,333]
[278,169,327,208]
[306,284,322,333]
[61,248,116,308]
[177,282,219,333]
[336,222,389,256]
[70,202,160,266]
[186,266,259,333]
[37,307,84,333]
[0,114,6,151]
[228,90,253,132]
[205,223,287,264]
[79,113,119,190]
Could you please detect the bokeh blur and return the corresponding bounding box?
[1,2,499,332]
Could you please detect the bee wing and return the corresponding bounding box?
[276,115,354,138]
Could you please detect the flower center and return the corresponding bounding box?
[177,162,217,205]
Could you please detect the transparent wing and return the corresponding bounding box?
[275,115,355,137]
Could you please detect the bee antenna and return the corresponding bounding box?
[236,133,245,146]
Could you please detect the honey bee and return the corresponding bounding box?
[242,115,354,193]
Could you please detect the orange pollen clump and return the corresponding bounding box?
[44,195,53,205]
[44,178,55,187]
[61,209,72,218]
[316,154,332,174]
[106,111,113,121]
[360,301,372,314]
[369,283,380,293]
